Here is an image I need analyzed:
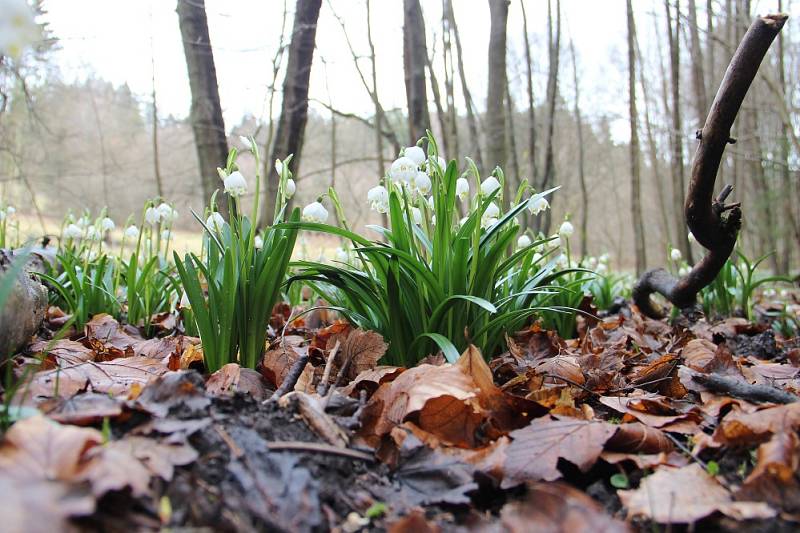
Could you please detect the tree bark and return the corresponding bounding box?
[486,0,509,202]
[265,0,322,224]
[634,14,787,319]
[177,0,229,215]
[665,0,692,261]
[504,83,520,198]
[403,0,431,146]
[688,0,709,127]
[520,0,537,229]
[535,0,560,235]
[366,0,388,229]
[445,0,483,172]
[777,0,797,274]
[628,0,646,275]
[441,2,459,160]
[568,39,588,258]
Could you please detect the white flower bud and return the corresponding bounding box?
[100,217,115,232]
[145,207,161,226]
[367,185,389,213]
[670,248,682,261]
[254,235,264,249]
[558,220,574,238]
[86,226,101,241]
[517,235,532,248]
[411,207,423,225]
[274,159,284,175]
[224,171,247,197]
[63,223,82,240]
[284,178,296,199]
[124,225,140,240]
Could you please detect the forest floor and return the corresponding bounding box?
[1,299,799,532]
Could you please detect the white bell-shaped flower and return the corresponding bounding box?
[528,195,549,215]
[224,171,247,197]
[124,225,140,240]
[404,146,426,165]
[284,178,296,199]
[455,178,469,202]
[367,185,389,213]
[302,201,329,223]
[389,156,417,184]
[411,207,423,225]
[480,176,501,196]
[100,217,115,232]
[206,211,226,232]
[63,223,82,240]
[670,247,682,261]
[254,235,264,249]
[558,220,574,238]
[145,207,161,226]
[517,235,532,248]
[85,226,101,241]
[413,171,432,195]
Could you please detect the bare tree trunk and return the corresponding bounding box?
[265,0,322,224]
[150,27,164,199]
[706,0,716,97]
[636,32,672,248]
[776,0,797,273]
[366,0,389,229]
[536,0,560,235]
[177,0,229,215]
[520,0,537,229]
[504,83,520,196]
[568,39,588,258]
[441,2,459,159]
[261,0,289,209]
[88,89,110,208]
[486,0,509,199]
[445,0,483,172]
[688,0,709,127]
[665,0,692,261]
[426,48,451,158]
[403,0,431,146]
[628,0,646,275]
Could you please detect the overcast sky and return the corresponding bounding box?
[42,0,795,140]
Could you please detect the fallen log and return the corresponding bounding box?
[634,14,788,319]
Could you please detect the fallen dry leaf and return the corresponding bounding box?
[206,363,269,401]
[132,370,211,418]
[619,463,775,523]
[737,429,800,512]
[41,391,123,425]
[500,482,630,532]
[84,313,144,352]
[339,328,388,379]
[605,422,674,454]
[501,416,617,488]
[599,393,701,432]
[712,402,800,446]
[683,338,718,371]
[28,339,95,368]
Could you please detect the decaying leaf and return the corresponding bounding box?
[619,463,775,523]
[605,422,674,454]
[737,429,800,512]
[501,416,616,487]
[41,391,124,425]
[599,393,701,432]
[133,370,211,418]
[339,328,388,379]
[712,402,800,446]
[500,482,630,532]
[206,363,269,401]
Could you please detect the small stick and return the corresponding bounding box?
[265,440,375,462]
[267,351,309,402]
[692,373,798,404]
[316,340,341,396]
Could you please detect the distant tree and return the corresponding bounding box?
[568,39,588,257]
[627,0,646,275]
[520,0,537,216]
[536,0,560,235]
[403,0,431,146]
[176,0,229,215]
[265,0,322,224]
[486,0,509,204]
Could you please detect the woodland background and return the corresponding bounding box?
[0,0,798,273]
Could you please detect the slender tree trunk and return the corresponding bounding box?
[777,0,798,272]
[536,0,560,235]
[426,49,451,158]
[688,0,709,127]
[486,0,509,199]
[88,89,110,208]
[151,31,164,199]
[706,0,715,97]
[403,0,431,145]
[441,2,459,159]
[177,0,229,215]
[520,0,537,214]
[265,0,322,224]
[366,0,389,229]
[665,0,692,260]
[568,39,588,258]
[504,83,520,197]
[445,0,483,172]
[636,31,672,248]
[261,0,289,209]
[628,0,646,275]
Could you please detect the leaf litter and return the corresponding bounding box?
[0,307,799,531]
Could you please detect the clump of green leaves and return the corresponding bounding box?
[287,133,581,366]
[175,141,299,372]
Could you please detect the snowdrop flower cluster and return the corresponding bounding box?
[0,0,40,59]
[224,171,247,197]
[145,202,178,226]
[85,226,101,241]
[389,156,418,185]
[302,201,329,223]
